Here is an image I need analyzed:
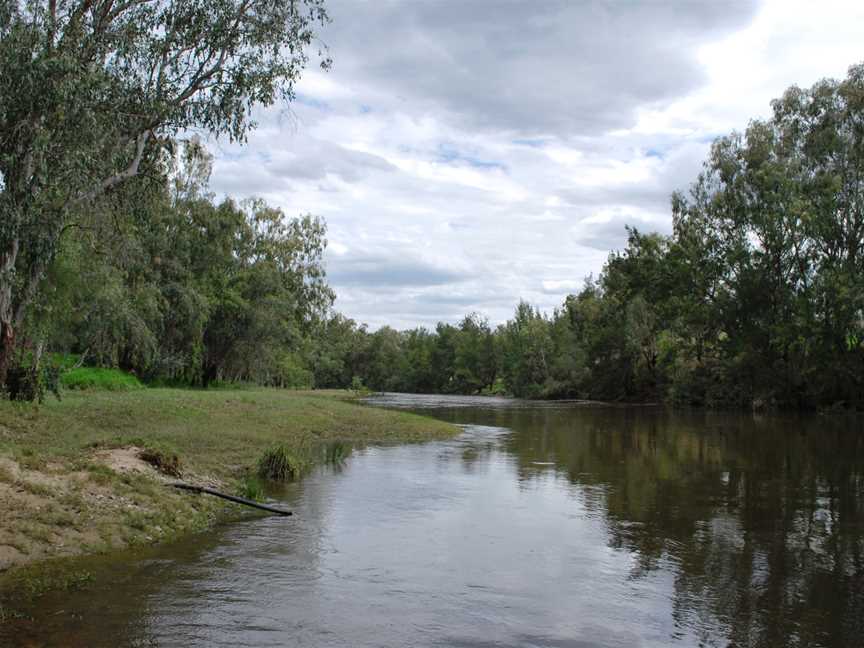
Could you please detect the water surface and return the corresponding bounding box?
[4,394,863,647]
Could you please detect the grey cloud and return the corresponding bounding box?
[559,184,672,213]
[267,139,397,183]
[210,133,396,197]
[334,281,524,330]
[558,140,711,212]
[327,253,470,289]
[574,213,673,252]
[205,0,789,331]
[322,0,759,136]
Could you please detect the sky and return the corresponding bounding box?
[207,0,864,330]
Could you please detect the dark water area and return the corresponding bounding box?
[3,394,863,647]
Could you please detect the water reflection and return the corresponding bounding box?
[3,396,862,647]
[371,395,864,648]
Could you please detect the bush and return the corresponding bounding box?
[350,375,371,396]
[61,367,144,391]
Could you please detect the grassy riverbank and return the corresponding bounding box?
[0,388,455,605]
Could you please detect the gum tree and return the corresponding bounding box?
[0,0,330,386]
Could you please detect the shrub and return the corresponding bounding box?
[61,368,144,391]
[350,375,371,396]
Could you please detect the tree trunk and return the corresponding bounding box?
[0,316,14,390]
[0,239,20,389]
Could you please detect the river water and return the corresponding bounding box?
[3,394,863,647]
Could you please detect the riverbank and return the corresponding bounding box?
[0,388,456,607]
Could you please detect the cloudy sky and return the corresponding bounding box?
[208,0,864,330]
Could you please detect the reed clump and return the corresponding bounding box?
[258,445,307,481]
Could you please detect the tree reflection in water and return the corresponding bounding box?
[489,408,864,648]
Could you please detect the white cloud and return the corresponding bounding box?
[207,0,864,329]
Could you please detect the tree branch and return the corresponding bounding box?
[71,130,151,207]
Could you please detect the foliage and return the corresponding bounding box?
[4,362,61,403]
[31,141,334,390]
[0,0,331,389]
[61,368,144,391]
[350,375,371,396]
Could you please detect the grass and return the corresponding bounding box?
[0,388,454,477]
[237,474,265,501]
[4,559,95,600]
[60,367,145,391]
[0,387,456,603]
[258,444,308,481]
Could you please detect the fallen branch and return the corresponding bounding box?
[170,482,292,516]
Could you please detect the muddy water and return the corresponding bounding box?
[3,394,863,647]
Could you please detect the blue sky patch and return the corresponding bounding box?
[437,144,506,171]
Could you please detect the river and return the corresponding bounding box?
[3,394,863,647]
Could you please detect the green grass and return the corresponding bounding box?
[0,388,454,479]
[237,474,265,501]
[3,560,95,599]
[60,367,145,391]
[0,387,456,600]
[258,444,307,481]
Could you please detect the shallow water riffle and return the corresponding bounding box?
[3,395,863,648]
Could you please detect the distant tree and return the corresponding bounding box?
[500,301,552,398]
[453,313,496,393]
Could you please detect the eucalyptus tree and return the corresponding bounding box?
[671,63,864,407]
[0,0,330,386]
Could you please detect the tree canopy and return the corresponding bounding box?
[0,0,330,384]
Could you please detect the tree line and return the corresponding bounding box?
[1,3,862,409]
[314,65,864,410]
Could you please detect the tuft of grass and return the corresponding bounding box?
[43,507,75,528]
[258,445,308,481]
[85,463,116,485]
[60,367,144,392]
[20,523,53,544]
[15,479,52,497]
[4,561,95,600]
[237,474,265,501]
[0,604,25,622]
